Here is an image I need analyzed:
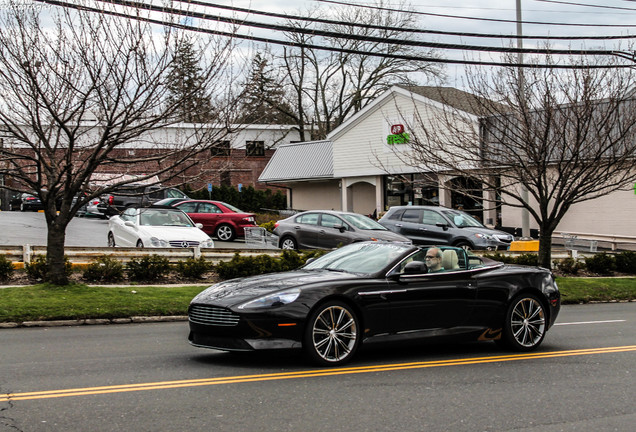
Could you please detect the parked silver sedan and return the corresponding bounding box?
[273,210,411,250]
[107,206,215,248]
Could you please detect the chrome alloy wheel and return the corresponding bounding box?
[311,305,358,364]
[510,297,546,348]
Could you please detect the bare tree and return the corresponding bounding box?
[279,1,443,141]
[398,56,636,268]
[0,3,238,284]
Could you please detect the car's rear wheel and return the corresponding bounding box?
[280,236,297,250]
[215,224,236,241]
[107,232,116,247]
[136,240,144,248]
[304,301,360,366]
[499,294,546,351]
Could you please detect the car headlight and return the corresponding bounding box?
[474,233,493,240]
[238,288,301,310]
[149,237,169,247]
[200,238,215,248]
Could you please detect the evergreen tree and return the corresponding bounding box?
[238,52,294,124]
[166,38,213,122]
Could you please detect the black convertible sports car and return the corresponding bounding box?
[188,242,560,366]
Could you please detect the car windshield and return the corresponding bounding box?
[138,209,194,227]
[340,213,387,230]
[441,210,485,228]
[304,242,409,275]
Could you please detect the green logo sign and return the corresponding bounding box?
[387,133,410,145]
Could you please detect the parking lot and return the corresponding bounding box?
[0,211,246,248]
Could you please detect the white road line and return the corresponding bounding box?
[555,320,626,326]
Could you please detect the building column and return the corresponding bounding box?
[375,175,383,218]
[340,178,348,212]
[437,174,452,208]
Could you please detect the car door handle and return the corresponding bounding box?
[395,223,403,227]
[418,228,427,231]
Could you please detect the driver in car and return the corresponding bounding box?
[425,248,444,273]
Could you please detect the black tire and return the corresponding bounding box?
[499,294,547,351]
[107,232,116,247]
[453,240,473,250]
[279,235,298,250]
[303,301,361,366]
[136,240,144,248]
[215,224,236,242]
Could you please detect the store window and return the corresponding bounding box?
[211,141,230,156]
[246,141,265,157]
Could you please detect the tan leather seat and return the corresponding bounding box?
[442,249,459,270]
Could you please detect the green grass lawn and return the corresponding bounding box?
[0,278,634,323]
[0,284,207,323]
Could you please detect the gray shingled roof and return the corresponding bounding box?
[259,140,333,182]
[397,85,507,116]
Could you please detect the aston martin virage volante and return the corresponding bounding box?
[188,242,560,366]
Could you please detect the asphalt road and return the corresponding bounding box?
[0,211,246,249]
[1,303,634,432]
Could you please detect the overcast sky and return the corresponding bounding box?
[201,1,636,84]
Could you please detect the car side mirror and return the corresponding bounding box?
[436,222,449,231]
[333,225,346,233]
[124,221,135,228]
[403,261,427,274]
[195,223,203,229]
[305,257,316,265]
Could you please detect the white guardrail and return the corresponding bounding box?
[2,232,634,267]
[0,245,283,266]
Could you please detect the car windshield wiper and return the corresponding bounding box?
[322,267,351,273]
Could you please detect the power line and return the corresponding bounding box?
[175,0,636,41]
[535,0,636,11]
[30,0,636,69]
[316,0,636,27]
[84,0,636,58]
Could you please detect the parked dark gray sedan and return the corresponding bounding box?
[273,210,411,249]
[379,205,514,250]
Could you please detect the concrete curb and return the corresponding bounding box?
[0,315,188,329]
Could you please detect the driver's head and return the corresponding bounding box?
[425,247,443,272]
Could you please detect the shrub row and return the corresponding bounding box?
[0,250,325,284]
[483,250,636,276]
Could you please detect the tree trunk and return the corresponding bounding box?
[45,215,70,285]
[537,228,553,270]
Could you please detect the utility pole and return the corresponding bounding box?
[516,0,531,239]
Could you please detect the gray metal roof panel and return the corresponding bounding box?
[259,140,333,182]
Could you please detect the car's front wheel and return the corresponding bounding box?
[107,232,116,247]
[215,224,236,242]
[499,294,546,351]
[280,236,297,250]
[304,301,361,366]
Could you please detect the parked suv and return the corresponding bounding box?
[97,185,189,217]
[378,205,513,250]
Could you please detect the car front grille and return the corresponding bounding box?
[169,240,200,248]
[189,305,240,326]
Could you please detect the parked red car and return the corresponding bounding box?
[173,200,256,241]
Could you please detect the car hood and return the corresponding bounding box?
[191,269,356,307]
[139,226,210,241]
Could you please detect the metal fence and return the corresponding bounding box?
[1,245,283,266]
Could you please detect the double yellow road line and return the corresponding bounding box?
[2,345,635,402]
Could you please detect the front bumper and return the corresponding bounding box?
[187,306,305,352]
